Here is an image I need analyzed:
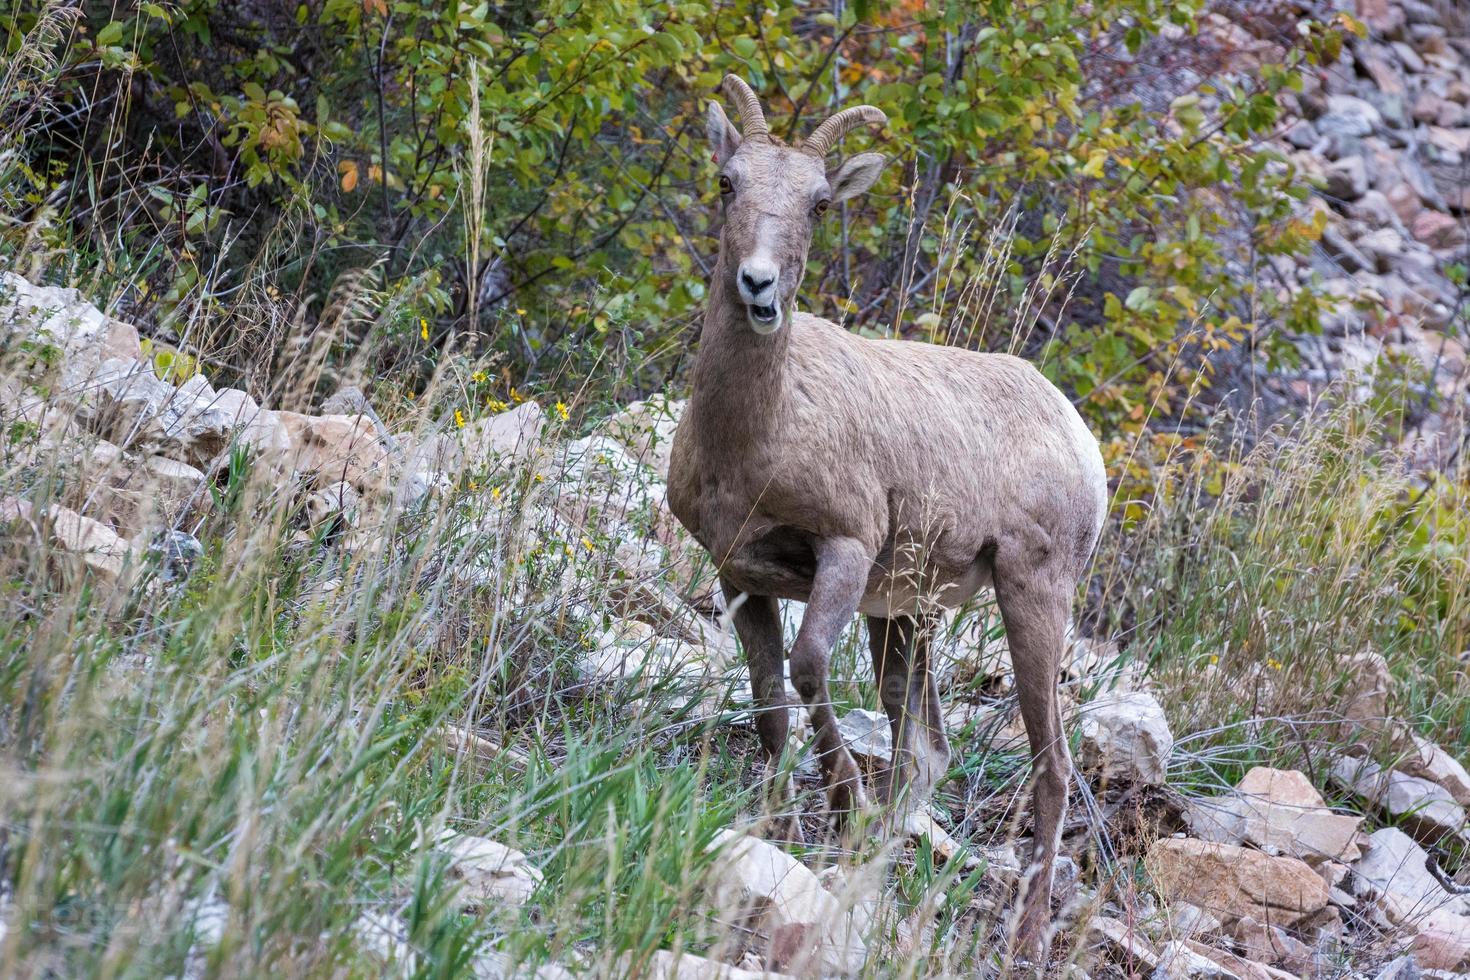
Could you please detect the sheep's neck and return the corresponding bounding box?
[690,252,790,446]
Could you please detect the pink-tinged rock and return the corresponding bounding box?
[1187,767,1363,866]
[1400,732,1470,808]
[2,496,137,584]
[1355,0,1405,35]
[1410,210,1467,249]
[1146,838,1331,925]
[1384,183,1424,224]
[277,411,391,490]
[1232,915,1314,974]
[1426,126,1470,154]
[1337,651,1393,730]
[703,830,867,976]
[1411,908,1470,971]
[102,318,143,363]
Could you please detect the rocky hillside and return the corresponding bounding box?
[1208,0,1469,466]
[1281,0,1464,464]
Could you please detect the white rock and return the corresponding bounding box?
[1078,691,1174,786]
[306,482,361,533]
[176,373,215,401]
[353,909,415,970]
[1089,915,1160,971]
[1356,227,1407,271]
[438,834,543,911]
[0,273,131,389]
[182,896,230,950]
[1317,96,1383,138]
[1330,756,1467,844]
[146,528,203,583]
[85,357,176,440]
[408,402,545,477]
[601,394,684,480]
[1323,156,1369,200]
[394,467,450,508]
[208,387,260,426]
[1152,940,1239,979]
[620,949,796,980]
[902,810,979,868]
[553,434,709,603]
[1372,954,1421,980]
[837,708,892,769]
[1353,827,1470,919]
[703,829,866,976]
[1402,733,1470,807]
[1168,902,1224,941]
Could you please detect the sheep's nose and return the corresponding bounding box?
[741,270,774,295]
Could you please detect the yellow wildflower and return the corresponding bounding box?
[515,308,526,316]
[486,398,508,412]
[581,537,594,551]
[1207,655,1219,665]
[534,473,544,483]
[510,387,524,403]
[472,370,487,383]
[491,486,502,500]
[420,317,429,341]
[1267,658,1283,670]
[454,409,465,428]
[555,401,569,421]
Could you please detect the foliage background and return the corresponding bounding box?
[4,0,1355,439]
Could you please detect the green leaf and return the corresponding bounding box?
[96,21,124,46]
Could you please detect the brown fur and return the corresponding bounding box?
[668,77,1108,957]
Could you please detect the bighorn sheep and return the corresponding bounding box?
[667,76,1108,953]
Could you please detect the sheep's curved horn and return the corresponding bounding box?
[802,105,887,156]
[721,75,769,142]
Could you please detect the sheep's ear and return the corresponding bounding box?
[706,101,742,164]
[829,152,887,203]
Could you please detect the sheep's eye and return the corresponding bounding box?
[813,198,830,216]
[718,175,733,195]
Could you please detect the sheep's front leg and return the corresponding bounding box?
[789,536,872,828]
[723,582,803,843]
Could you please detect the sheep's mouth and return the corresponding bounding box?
[746,302,781,333]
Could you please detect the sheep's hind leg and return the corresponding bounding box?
[789,537,872,832]
[866,613,950,821]
[723,582,803,843]
[993,562,1073,961]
